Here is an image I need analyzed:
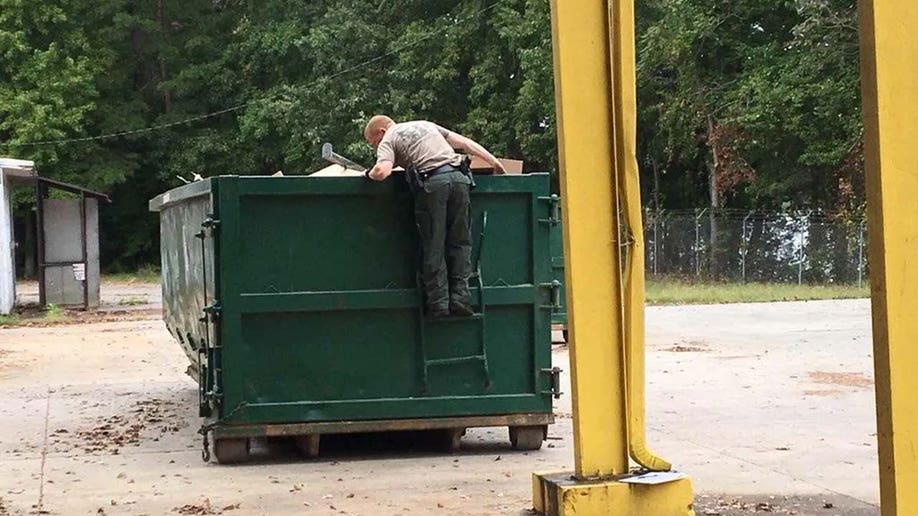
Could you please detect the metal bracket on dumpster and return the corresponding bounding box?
[199,385,224,420]
[537,194,561,225]
[539,280,562,310]
[195,216,220,241]
[202,302,222,321]
[197,348,212,417]
[541,367,563,399]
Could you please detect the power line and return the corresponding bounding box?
[0,1,503,148]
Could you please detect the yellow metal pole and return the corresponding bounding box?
[858,1,918,514]
[609,0,672,473]
[532,0,692,513]
[548,0,628,479]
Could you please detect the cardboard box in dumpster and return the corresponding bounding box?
[307,164,366,177]
[470,156,523,174]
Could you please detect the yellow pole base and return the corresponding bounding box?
[532,472,695,516]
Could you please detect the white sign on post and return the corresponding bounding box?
[72,263,86,282]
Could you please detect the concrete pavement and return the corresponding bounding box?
[0,298,879,515]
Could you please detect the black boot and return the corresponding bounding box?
[449,302,475,317]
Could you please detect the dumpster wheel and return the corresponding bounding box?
[509,425,546,451]
[213,437,250,464]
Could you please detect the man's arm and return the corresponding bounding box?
[445,132,507,174]
[367,160,393,181]
[369,137,396,181]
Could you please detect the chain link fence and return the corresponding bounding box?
[644,209,868,285]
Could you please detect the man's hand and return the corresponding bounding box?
[492,160,507,174]
[367,161,393,181]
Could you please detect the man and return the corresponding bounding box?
[364,115,506,318]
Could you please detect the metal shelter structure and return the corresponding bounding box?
[0,158,110,314]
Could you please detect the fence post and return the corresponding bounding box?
[797,211,811,285]
[741,210,754,283]
[652,208,659,276]
[694,208,707,278]
[858,219,866,287]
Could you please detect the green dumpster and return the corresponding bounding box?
[150,174,560,463]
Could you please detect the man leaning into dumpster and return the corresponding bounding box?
[363,115,506,319]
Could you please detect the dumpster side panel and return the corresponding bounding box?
[214,175,553,424]
[154,181,216,377]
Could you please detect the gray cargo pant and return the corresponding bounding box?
[413,170,473,313]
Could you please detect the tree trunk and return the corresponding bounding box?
[156,0,171,112]
[651,158,662,276]
[708,116,721,278]
[131,17,146,90]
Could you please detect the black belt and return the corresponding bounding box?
[417,164,459,181]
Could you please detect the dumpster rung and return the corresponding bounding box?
[428,313,483,322]
[426,355,486,366]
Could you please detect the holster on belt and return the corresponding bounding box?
[405,165,423,194]
[459,156,476,190]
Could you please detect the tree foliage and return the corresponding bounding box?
[0,0,863,270]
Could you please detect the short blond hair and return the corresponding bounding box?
[364,115,395,140]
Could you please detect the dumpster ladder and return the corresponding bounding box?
[417,210,491,394]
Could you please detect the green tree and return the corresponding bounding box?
[0,0,866,273]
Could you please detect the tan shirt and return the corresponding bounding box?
[376,121,462,172]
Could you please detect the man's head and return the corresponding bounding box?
[364,115,395,149]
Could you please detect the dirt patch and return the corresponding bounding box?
[0,497,8,516]
[97,326,147,333]
[664,344,710,353]
[694,494,877,515]
[807,371,873,390]
[0,307,158,328]
[0,349,24,375]
[51,398,187,454]
[803,389,845,397]
[661,340,710,353]
[173,498,239,515]
[696,497,781,514]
